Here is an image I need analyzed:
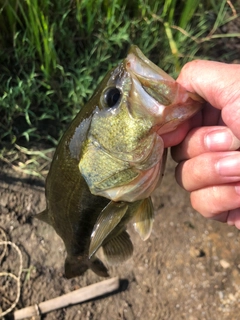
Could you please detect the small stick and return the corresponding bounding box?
[14,277,119,320]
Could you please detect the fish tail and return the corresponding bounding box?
[36,209,51,225]
[64,255,109,279]
[89,256,109,277]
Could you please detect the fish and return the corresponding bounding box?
[37,45,204,278]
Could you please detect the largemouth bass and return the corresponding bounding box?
[38,45,203,278]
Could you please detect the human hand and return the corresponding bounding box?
[163,60,240,228]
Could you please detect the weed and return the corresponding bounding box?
[0,0,239,176]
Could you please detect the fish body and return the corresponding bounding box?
[38,46,203,278]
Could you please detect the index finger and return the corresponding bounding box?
[171,126,240,162]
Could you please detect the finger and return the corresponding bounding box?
[201,102,221,126]
[160,112,201,148]
[172,126,240,162]
[177,61,240,140]
[199,208,240,229]
[227,208,240,229]
[222,99,240,140]
[175,152,240,191]
[159,121,190,148]
[190,183,240,219]
[203,209,240,229]
[177,60,240,111]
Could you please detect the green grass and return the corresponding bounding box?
[0,0,239,177]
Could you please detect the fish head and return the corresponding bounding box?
[79,45,204,202]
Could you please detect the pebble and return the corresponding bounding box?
[219,259,230,269]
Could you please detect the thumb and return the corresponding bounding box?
[177,60,240,140]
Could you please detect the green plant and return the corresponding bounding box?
[0,0,239,176]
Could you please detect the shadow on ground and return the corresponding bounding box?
[0,157,240,320]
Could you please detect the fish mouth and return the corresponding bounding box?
[125,45,174,83]
[124,45,204,132]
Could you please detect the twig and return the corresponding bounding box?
[14,277,120,320]
[172,25,240,44]
[227,0,237,16]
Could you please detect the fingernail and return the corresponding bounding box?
[235,185,240,195]
[227,208,240,227]
[205,129,240,151]
[216,155,240,176]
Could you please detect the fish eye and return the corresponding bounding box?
[103,87,121,108]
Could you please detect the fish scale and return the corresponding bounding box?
[37,45,204,278]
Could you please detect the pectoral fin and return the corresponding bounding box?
[103,230,133,265]
[89,201,128,258]
[133,197,154,241]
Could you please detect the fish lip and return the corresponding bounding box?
[123,46,174,120]
[124,45,174,82]
[125,45,204,103]
[124,45,204,126]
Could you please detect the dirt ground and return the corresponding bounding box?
[0,156,240,320]
[1,12,240,319]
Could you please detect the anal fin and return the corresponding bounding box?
[102,230,133,265]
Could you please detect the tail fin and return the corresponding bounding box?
[64,255,109,279]
[35,209,51,225]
